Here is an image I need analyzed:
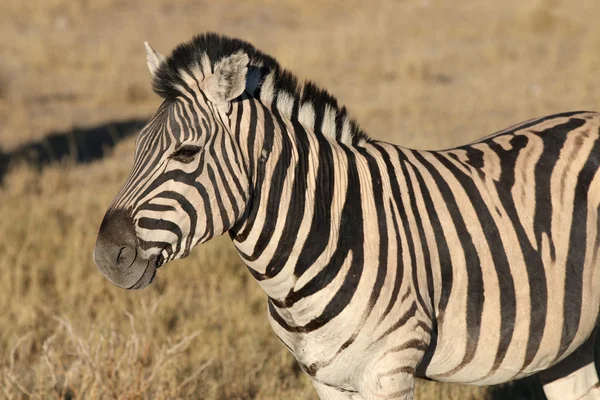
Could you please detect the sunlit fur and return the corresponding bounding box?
[109,94,250,264]
[98,33,600,400]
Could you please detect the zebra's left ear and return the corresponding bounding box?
[203,51,249,103]
[144,41,166,77]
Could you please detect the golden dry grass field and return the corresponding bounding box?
[1,0,600,398]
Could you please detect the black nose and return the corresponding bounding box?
[94,209,154,289]
[96,208,138,264]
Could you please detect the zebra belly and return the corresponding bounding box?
[422,271,600,385]
[422,323,600,386]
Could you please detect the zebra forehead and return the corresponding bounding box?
[151,32,369,146]
[137,102,193,146]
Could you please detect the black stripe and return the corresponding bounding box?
[556,132,600,361]
[207,125,239,221]
[151,190,198,255]
[472,111,591,145]
[137,239,172,258]
[370,144,406,325]
[531,120,586,262]
[318,147,390,367]
[412,151,484,376]
[173,101,195,141]
[390,155,427,319]
[123,137,166,207]
[206,164,229,230]
[138,217,183,255]
[248,104,313,278]
[398,153,434,321]
[232,101,249,175]
[433,150,517,376]
[408,150,452,324]
[231,100,261,243]
[213,110,247,203]
[137,203,177,213]
[379,199,404,324]
[272,148,364,332]
[486,135,547,371]
[359,147,389,316]
[287,108,327,279]
[371,302,418,344]
[239,102,285,263]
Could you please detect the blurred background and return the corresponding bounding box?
[1,0,599,398]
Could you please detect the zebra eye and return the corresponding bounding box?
[171,145,200,164]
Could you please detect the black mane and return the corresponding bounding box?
[152,32,369,146]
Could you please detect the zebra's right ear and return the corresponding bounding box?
[144,41,166,77]
[203,51,249,103]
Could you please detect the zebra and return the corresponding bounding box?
[93,33,600,400]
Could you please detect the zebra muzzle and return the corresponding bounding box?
[93,208,157,290]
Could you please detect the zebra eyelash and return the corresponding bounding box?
[170,145,201,164]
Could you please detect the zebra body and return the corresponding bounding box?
[240,109,600,393]
[93,34,600,399]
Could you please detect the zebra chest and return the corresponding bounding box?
[266,302,372,390]
[284,331,365,390]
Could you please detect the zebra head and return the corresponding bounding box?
[93,41,252,289]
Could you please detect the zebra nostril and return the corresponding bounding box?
[94,208,140,273]
[116,246,137,268]
[94,208,154,289]
[117,247,126,262]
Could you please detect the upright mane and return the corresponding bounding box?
[152,32,370,146]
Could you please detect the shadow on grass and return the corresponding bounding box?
[0,118,146,183]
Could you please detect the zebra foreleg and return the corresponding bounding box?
[313,377,414,400]
[539,330,600,400]
[312,381,363,400]
[354,362,416,400]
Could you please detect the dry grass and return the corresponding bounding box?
[0,158,315,399]
[1,0,600,398]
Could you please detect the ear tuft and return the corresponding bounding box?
[144,41,166,77]
[203,51,249,103]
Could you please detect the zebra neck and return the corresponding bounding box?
[228,96,354,301]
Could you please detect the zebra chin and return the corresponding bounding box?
[93,208,160,290]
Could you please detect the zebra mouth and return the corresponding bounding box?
[128,260,157,290]
[128,251,166,290]
[155,253,165,269]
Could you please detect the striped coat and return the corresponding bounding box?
[94,34,600,399]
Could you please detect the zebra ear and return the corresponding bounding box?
[144,41,165,76]
[203,51,249,103]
